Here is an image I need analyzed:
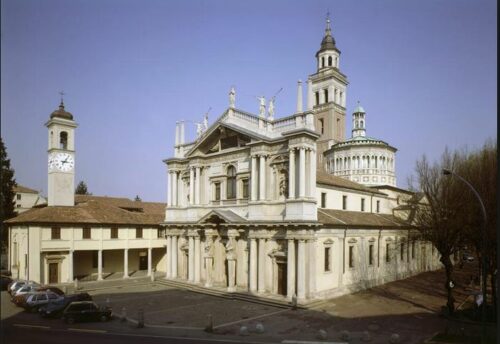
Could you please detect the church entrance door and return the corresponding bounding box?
[139,255,147,270]
[49,263,58,284]
[277,261,287,296]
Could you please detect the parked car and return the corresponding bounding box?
[39,293,92,318]
[1,275,13,290]
[8,280,39,295]
[62,301,111,324]
[24,291,64,312]
[36,286,65,296]
[12,283,41,298]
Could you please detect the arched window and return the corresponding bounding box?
[226,166,236,199]
[321,57,325,67]
[328,56,332,66]
[324,89,329,102]
[355,120,359,129]
[360,120,364,128]
[60,131,68,149]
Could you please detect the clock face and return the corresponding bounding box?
[49,152,74,172]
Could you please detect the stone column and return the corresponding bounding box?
[297,240,306,299]
[189,168,195,205]
[258,238,266,293]
[299,148,306,198]
[227,258,236,292]
[172,171,178,206]
[288,149,295,199]
[309,149,316,197]
[307,78,313,110]
[194,236,201,283]
[97,249,103,281]
[172,236,178,278]
[296,80,303,113]
[167,172,172,206]
[195,167,201,205]
[165,239,170,278]
[188,236,194,282]
[287,240,295,299]
[308,239,316,297]
[259,155,266,201]
[123,249,129,279]
[251,156,258,201]
[147,247,152,277]
[68,250,74,282]
[204,236,213,287]
[249,238,257,292]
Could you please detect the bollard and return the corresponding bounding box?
[204,314,213,333]
[137,309,144,328]
[120,307,127,322]
[317,329,327,340]
[291,294,298,310]
[389,333,400,344]
[255,323,265,334]
[239,325,249,336]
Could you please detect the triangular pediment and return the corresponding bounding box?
[186,122,257,157]
[198,209,247,224]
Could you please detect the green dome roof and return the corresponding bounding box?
[353,104,365,114]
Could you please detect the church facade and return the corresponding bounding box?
[6,16,441,302]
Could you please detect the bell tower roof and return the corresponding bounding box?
[50,101,73,120]
[316,13,340,56]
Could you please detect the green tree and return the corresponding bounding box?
[75,181,91,195]
[0,138,17,250]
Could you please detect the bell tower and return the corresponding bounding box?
[307,13,348,162]
[45,97,78,206]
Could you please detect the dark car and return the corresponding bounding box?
[39,293,92,318]
[62,301,112,324]
[36,286,65,296]
[1,275,13,291]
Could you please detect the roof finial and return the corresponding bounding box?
[59,91,65,108]
[326,10,331,33]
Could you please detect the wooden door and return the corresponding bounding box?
[49,263,58,284]
[139,256,147,270]
[277,262,287,296]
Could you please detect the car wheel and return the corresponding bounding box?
[65,317,75,324]
[99,315,108,322]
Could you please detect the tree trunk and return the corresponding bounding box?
[441,254,455,315]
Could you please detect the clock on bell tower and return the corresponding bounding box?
[45,98,78,206]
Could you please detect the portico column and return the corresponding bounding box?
[194,236,201,283]
[97,249,103,281]
[68,250,74,282]
[167,172,172,206]
[258,238,266,293]
[307,239,316,297]
[195,167,201,205]
[287,240,296,299]
[297,240,306,299]
[309,149,316,197]
[249,238,257,292]
[123,249,129,279]
[165,239,171,278]
[251,156,258,201]
[147,247,152,277]
[189,168,195,205]
[288,149,295,199]
[172,236,178,278]
[259,155,266,201]
[188,236,194,282]
[172,171,178,206]
[227,257,236,292]
[299,148,306,198]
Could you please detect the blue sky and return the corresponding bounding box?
[1,0,497,202]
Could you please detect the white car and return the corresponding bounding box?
[12,283,40,297]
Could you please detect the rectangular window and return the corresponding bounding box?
[369,244,374,265]
[386,243,391,263]
[17,194,21,200]
[324,89,329,103]
[361,198,365,212]
[324,247,331,272]
[315,92,320,105]
[319,118,324,134]
[321,193,327,208]
[376,200,380,213]
[242,179,249,199]
[348,246,354,268]
[51,227,61,240]
[82,227,91,239]
[111,227,118,239]
[136,227,143,239]
[342,195,347,210]
[214,182,221,201]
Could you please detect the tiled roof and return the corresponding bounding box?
[13,185,39,194]
[5,195,166,226]
[316,171,386,195]
[318,208,409,228]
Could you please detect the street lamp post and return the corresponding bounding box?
[442,168,488,343]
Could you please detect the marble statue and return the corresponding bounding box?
[257,96,266,117]
[268,97,275,119]
[229,87,236,108]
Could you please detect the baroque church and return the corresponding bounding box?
[6,16,440,303]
